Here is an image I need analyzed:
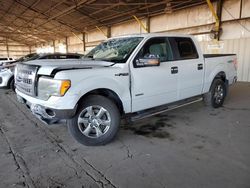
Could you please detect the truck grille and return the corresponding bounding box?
[15,64,39,96]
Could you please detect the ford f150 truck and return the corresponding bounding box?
[15,33,237,146]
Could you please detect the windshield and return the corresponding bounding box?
[85,37,143,63]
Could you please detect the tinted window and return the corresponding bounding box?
[135,37,173,64]
[169,37,198,60]
[0,58,8,60]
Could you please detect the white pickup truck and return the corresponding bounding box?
[15,33,237,146]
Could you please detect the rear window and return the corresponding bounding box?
[169,37,198,60]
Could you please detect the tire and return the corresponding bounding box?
[203,79,226,108]
[67,95,121,146]
[9,78,15,92]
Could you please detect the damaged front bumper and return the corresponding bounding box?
[17,94,77,125]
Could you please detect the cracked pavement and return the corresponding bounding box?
[0,82,250,188]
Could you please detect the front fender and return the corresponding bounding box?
[68,75,131,113]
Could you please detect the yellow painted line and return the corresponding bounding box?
[95,26,108,38]
[132,15,148,33]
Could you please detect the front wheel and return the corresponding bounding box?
[203,79,226,108]
[67,95,121,146]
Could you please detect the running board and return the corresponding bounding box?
[129,96,203,122]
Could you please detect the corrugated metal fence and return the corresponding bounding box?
[200,38,250,82]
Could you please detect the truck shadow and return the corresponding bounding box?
[121,115,176,140]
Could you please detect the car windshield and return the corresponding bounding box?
[85,37,143,63]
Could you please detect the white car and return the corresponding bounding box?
[0,57,15,66]
[0,57,14,63]
[15,33,237,146]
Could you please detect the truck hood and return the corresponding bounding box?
[22,59,114,76]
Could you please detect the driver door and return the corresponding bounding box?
[130,37,178,112]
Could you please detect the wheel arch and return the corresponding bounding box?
[214,71,226,82]
[76,88,124,115]
[209,71,229,94]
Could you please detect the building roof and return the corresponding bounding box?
[0,0,214,46]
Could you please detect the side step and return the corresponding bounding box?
[128,96,203,122]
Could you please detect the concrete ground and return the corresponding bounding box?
[0,82,249,188]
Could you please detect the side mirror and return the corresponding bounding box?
[135,57,160,67]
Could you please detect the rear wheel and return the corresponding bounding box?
[203,79,226,108]
[67,95,121,146]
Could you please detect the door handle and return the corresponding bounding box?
[171,66,178,74]
[198,64,203,70]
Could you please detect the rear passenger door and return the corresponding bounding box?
[169,37,204,100]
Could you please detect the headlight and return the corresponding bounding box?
[38,77,71,100]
